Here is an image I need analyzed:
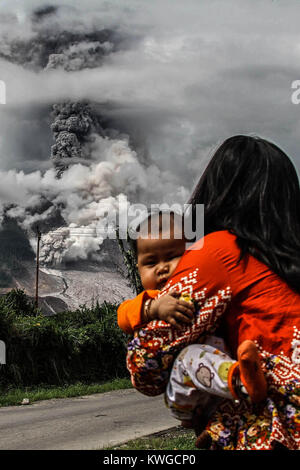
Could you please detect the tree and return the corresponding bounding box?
[116,229,143,295]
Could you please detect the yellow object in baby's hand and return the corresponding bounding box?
[179,292,193,304]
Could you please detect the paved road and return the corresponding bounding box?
[0,389,177,450]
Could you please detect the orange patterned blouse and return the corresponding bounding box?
[119,230,300,449]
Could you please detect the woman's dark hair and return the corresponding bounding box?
[188,134,300,294]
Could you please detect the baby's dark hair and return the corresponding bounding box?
[129,209,185,256]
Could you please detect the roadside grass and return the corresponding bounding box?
[104,427,198,451]
[0,377,132,407]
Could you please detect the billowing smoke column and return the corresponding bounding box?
[0,4,136,266]
[0,3,189,268]
[1,130,150,266]
[51,101,102,177]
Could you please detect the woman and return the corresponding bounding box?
[126,135,300,450]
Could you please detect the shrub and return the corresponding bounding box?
[0,290,129,387]
[0,289,36,316]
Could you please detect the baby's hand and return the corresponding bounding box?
[150,292,195,330]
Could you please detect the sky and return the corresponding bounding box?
[0,0,300,262]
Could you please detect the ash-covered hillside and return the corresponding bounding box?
[0,215,134,313]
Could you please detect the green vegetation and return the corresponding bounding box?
[104,427,198,450]
[0,289,130,388]
[0,378,132,407]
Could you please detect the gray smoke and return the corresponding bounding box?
[0,4,124,71]
[0,3,172,265]
[50,101,102,177]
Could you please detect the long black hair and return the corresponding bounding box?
[188,135,300,294]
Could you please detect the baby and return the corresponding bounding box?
[118,210,267,444]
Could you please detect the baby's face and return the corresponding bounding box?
[137,232,185,290]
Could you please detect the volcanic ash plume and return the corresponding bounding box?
[0,3,189,268]
[0,5,129,266]
[50,101,103,177]
[2,131,150,265]
[38,225,103,265]
[46,40,114,72]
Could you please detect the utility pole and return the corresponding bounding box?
[35,226,41,309]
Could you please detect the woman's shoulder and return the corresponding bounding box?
[171,230,234,298]
[181,230,242,279]
[190,230,238,254]
[175,230,237,280]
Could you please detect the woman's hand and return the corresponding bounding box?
[148,292,195,330]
